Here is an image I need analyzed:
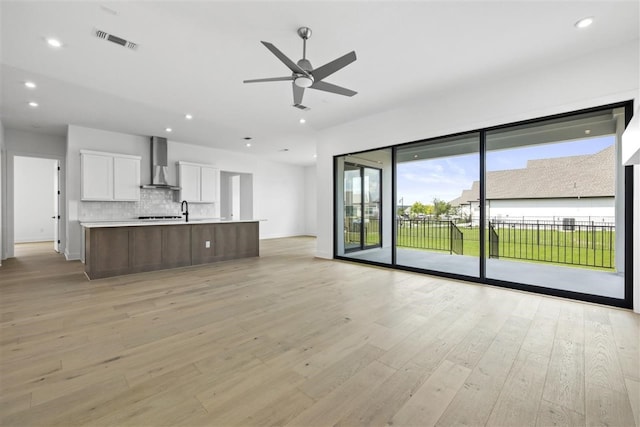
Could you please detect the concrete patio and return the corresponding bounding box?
[344,246,624,299]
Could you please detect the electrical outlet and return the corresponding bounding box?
[205,240,210,248]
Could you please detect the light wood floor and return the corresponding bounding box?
[1,238,638,427]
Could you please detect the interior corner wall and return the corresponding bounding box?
[634,165,639,314]
[315,40,639,266]
[0,119,5,263]
[3,128,67,259]
[305,165,317,236]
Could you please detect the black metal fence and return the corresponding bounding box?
[488,219,615,269]
[488,222,499,259]
[397,219,463,255]
[394,217,615,270]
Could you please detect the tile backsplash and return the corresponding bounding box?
[79,189,216,221]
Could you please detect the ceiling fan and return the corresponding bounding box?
[243,27,357,109]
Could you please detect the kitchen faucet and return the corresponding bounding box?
[181,200,189,222]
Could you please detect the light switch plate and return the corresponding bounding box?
[205,240,210,248]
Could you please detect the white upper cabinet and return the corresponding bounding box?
[177,161,219,203]
[200,166,219,203]
[81,150,141,201]
[179,163,201,202]
[113,156,140,201]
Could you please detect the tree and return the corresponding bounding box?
[432,198,452,219]
[411,201,428,215]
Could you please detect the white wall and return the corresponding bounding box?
[315,40,639,308]
[0,120,4,264]
[305,165,317,236]
[169,140,306,239]
[486,198,614,222]
[2,128,66,259]
[635,166,639,313]
[14,156,58,243]
[65,125,308,260]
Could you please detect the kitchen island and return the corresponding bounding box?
[81,219,259,279]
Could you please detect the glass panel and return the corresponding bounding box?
[335,149,392,264]
[363,167,381,248]
[344,163,361,252]
[485,108,624,299]
[395,133,480,277]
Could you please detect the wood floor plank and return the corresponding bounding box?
[584,319,627,393]
[536,399,586,427]
[625,378,640,427]
[542,338,585,415]
[335,361,433,426]
[608,309,640,381]
[1,239,637,427]
[391,359,471,427]
[298,343,386,399]
[435,315,531,426]
[287,361,396,426]
[521,316,557,357]
[486,350,549,426]
[585,382,636,427]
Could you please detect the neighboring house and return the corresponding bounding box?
[450,145,615,223]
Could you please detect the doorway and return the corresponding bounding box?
[219,171,253,221]
[13,156,60,253]
[343,163,382,252]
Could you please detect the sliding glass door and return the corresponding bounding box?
[343,163,382,252]
[484,109,625,299]
[395,133,480,277]
[333,101,632,307]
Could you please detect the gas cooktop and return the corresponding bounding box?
[138,215,182,220]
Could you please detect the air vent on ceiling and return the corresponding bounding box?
[293,103,310,111]
[95,29,138,50]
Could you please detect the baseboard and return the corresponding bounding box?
[65,251,81,261]
[15,238,54,243]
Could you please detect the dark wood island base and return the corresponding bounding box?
[84,221,259,279]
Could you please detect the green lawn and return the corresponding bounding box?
[397,224,615,270]
[345,221,615,270]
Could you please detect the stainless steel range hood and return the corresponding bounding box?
[141,136,181,190]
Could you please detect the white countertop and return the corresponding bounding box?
[81,218,263,228]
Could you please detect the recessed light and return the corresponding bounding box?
[46,38,62,48]
[24,81,36,89]
[28,101,39,107]
[313,154,317,158]
[185,114,193,120]
[575,17,594,29]
[585,129,591,134]
[245,143,251,147]
[413,154,419,159]
[165,127,172,132]
[299,118,306,124]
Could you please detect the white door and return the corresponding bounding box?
[53,161,60,252]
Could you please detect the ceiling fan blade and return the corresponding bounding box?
[243,76,293,83]
[310,80,357,97]
[261,41,309,76]
[311,51,357,82]
[293,83,304,105]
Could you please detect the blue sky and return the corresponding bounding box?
[396,136,614,206]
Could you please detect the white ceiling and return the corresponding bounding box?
[1,1,638,166]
